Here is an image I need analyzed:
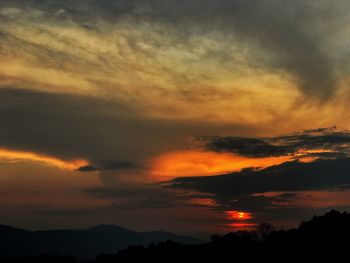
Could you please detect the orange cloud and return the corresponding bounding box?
[151,150,291,178]
[0,148,89,171]
[294,148,335,163]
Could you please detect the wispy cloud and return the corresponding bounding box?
[197,127,350,158]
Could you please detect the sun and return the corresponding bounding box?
[226,210,253,220]
[237,212,246,219]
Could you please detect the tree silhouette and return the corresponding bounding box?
[257,222,276,239]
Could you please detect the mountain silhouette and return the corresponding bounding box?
[0,224,202,260]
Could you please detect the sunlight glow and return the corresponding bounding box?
[151,150,291,178]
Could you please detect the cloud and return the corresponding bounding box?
[150,149,292,178]
[1,0,342,99]
[198,127,350,158]
[77,161,138,172]
[0,148,89,171]
[2,0,350,131]
[0,88,256,170]
[169,158,350,196]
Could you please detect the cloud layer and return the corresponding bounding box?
[1,0,350,125]
[169,128,350,226]
[1,0,346,98]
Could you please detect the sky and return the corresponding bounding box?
[1,0,350,238]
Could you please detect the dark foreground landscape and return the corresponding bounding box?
[1,210,350,262]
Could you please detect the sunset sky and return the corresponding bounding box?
[1,0,350,237]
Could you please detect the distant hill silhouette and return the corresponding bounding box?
[2,210,350,262]
[0,224,202,260]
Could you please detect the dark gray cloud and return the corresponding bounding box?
[0,0,341,98]
[170,158,350,195]
[198,127,350,158]
[85,180,185,209]
[0,87,251,163]
[77,161,138,172]
[0,87,138,161]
